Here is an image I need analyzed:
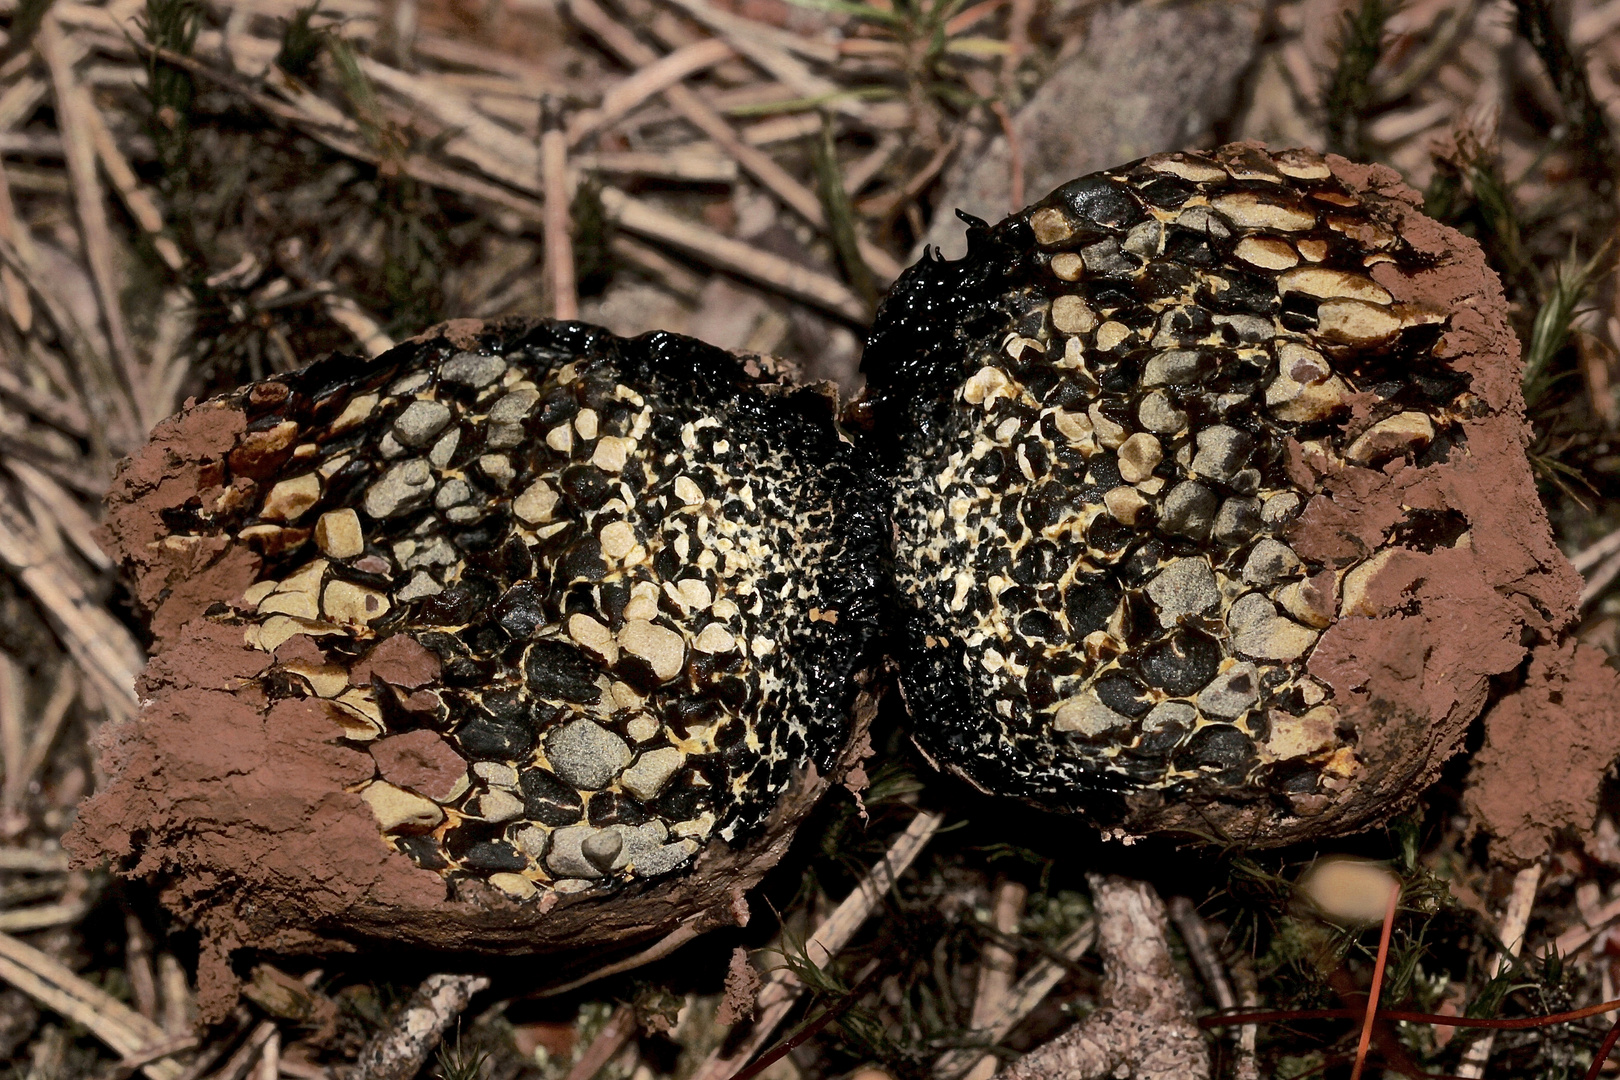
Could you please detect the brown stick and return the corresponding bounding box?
[133,44,552,225]
[691,810,944,1080]
[351,974,490,1080]
[561,1005,636,1080]
[0,159,33,334]
[566,0,901,282]
[932,920,1095,1079]
[1,659,75,821]
[0,930,189,1080]
[600,188,865,321]
[1456,862,1543,1078]
[542,100,578,321]
[567,37,736,146]
[962,879,1025,1080]
[1001,876,1208,1080]
[1167,896,1256,1080]
[79,89,185,272]
[0,500,143,720]
[125,913,159,1022]
[37,16,147,434]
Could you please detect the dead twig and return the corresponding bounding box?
[932,919,1096,1079]
[962,879,1025,1080]
[0,158,34,334]
[0,848,70,872]
[542,99,578,321]
[79,85,185,272]
[565,0,902,283]
[0,929,190,1080]
[561,1005,636,1080]
[690,809,945,1080]
[351,973,490,1080]
[1168,896,1254,1077]
[38,16,147,436]
[1456,861,1544,1078]
[6,459,113,572]
[1001,876,1207,1080]
[132,44,552,224]
[0,500,143,720]
[0,659,75,825]
[198,1019,276,1080]
[274,239,395,357]
[566,38,736,146]
[126,912,159,1022]
[599,187,866,321]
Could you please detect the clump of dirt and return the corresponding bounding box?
[68,324,877,1023]
[1465,641,1620,864]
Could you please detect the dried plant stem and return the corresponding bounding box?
[1457,862,1544,1078]
[1375,0,1482,104]
[158,954,194,1038]
[0,849,68,872]
[1582,548,1620,611]
[135,45,550,224]
[0,653,23,806]
[962,879,1025,1080]
[0,366,86,441]
[691,810,945,1080]
[0,930,189,1080]
[1001,876,1207,1080]
[38,16,147,435]
[537,922,705,999]
[274,239,395,356]
[8,459,113,571]
[256,1029,279,1080]
[562,1005,636,1080]
[0,659,74,824]
[0,501,142,720]
[352,974,490,1080]
[0,160,34,334]
[542,104,578,322]
[1513,0,1619,199]
[1568,524,1620,573]
[567,37,735,146]
[653,0,842,100]
[599,187,866,321]
[0,898,91,931]
[125,913,159,1021]
[78,88,184,271]
[1167,895,1256,1077]
[356,55,540,192]
[933,920,1096,1079]
[576,147,737,184]
[198,1019,277,1080]
[566,0,901,282]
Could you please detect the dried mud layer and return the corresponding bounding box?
[69,318,884,1010]
[863,142,1595,844]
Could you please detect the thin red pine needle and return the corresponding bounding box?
[1349,882,1401,1080]
[1584,1008,1620,1080]
[1204,997,1620,1030]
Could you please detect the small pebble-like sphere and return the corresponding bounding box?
[862,145,1497,840]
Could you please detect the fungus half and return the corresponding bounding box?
[72,319,884,1007]
[862,143,1584,843]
